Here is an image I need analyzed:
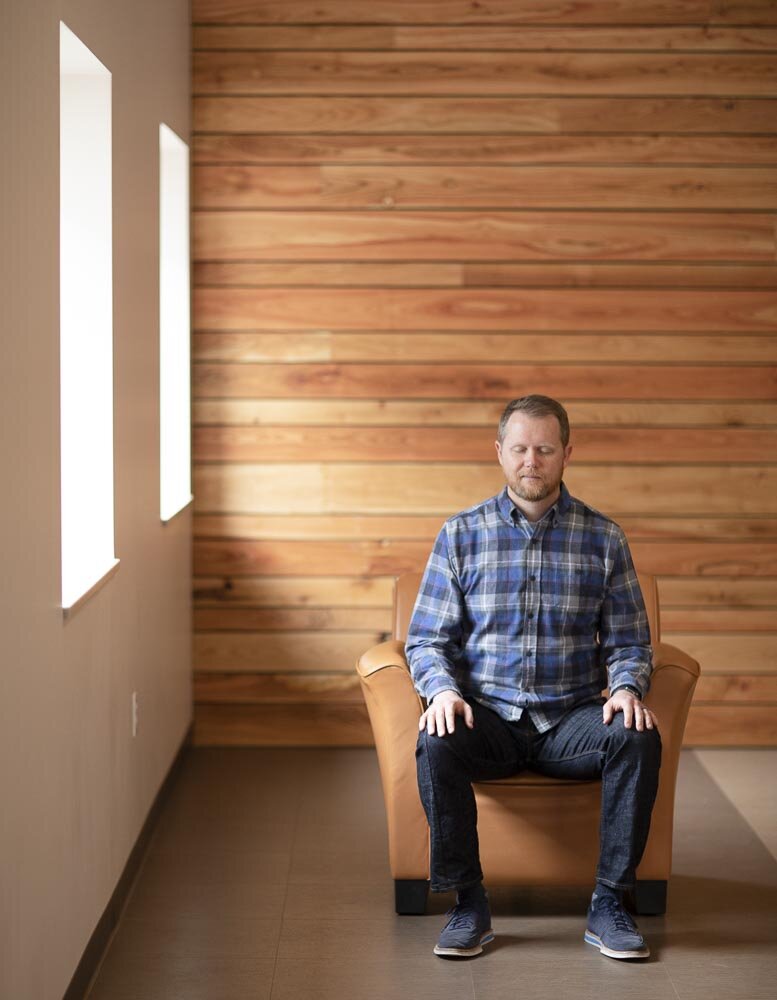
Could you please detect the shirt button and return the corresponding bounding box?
[530,575,536,582]
[530,538,538,545]
[527,612,534,619]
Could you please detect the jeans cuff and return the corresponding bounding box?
[595,873,634,892]
[430,874,484,894]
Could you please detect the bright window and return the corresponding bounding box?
[159,124,192,522]
[59,23,118,611]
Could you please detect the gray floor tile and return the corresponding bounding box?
[293,811,388,841]
[87,954,275,1000]
[287,843,391,887]
[162,779,301,819]
[281,882,399,922]
[138,847,292,888]
[122,879,288,923]
[151,813,296,854]
[270,957,475,1000]
[152,798,300,841]
[471,951,679,1000]
[657,952,777,1000]
[293,814,388,850]
[293,750,386,816]
[295,796,386,830]
[107,915,282,959]
[277,917,439,963]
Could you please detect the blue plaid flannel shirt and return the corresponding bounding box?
[406,483,652,733]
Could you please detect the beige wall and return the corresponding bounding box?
[0,2,191,997]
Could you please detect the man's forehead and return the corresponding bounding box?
[502,412,564,442]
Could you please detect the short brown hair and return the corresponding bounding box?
[497,395,570,447]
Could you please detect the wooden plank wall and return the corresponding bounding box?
[191,0,777,747]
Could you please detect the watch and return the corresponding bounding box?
[613,684,642,700]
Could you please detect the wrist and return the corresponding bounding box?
[423,679,461,704]
[613,684,642,700]
[432,688,461,702]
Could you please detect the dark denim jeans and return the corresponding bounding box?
[415,697,662,893]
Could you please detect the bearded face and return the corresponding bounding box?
[495,413,571,512]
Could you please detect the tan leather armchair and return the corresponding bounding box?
[356,571,700,917]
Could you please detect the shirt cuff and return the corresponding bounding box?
[422,675,462,704]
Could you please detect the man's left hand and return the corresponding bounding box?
[603,689,658,732]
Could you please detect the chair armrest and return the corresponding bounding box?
[356,639,410,678]
[652,641,701,679]
[356,642,429,879]
[645,641,701,745]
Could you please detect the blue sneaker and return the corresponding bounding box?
[584,892,649,960]
[434,890,494,958]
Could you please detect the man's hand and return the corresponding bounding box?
[419,689,474,737]
[603,688,658,732]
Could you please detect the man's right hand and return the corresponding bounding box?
[418,689,475,737]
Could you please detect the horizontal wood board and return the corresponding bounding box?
[192,2,777,27]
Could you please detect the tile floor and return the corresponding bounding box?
[85,748,777,1000]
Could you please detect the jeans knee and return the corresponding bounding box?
[609,719,662,762]
[415,721,470,770]
[416,728,434,759]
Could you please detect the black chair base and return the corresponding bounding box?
[395,879,430,915]
[632,879,667,915]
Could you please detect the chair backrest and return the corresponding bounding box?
[392,571,660,646]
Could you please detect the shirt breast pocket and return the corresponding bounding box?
[555,559,607,628]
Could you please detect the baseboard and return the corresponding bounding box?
[63,722,194,1000]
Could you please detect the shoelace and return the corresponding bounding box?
[597,896,637,933]
[443,902,482,930]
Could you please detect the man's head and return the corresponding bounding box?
[496,395,570,448]
[495,395,572,512]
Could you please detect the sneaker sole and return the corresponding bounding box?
[434,930,495,958]
[584,929,649,960]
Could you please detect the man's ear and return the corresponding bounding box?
[495,439,503,461]
[563,444,573,468]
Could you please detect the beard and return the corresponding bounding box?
[511,473,559,502]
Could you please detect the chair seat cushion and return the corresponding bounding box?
[475,772,599,788]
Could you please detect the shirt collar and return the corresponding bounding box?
[497,481,572,528]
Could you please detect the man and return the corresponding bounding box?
[406,394,661,961]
